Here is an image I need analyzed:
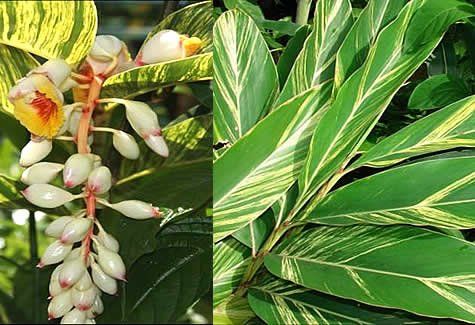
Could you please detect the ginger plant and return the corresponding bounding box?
[8,29,201,324]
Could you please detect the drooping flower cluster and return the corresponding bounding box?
[9,30,201,324]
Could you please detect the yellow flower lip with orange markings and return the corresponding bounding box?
[10,74,65,139]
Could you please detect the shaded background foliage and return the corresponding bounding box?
[0,1,212,324]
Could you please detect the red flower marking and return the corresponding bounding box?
[30,91,58,122]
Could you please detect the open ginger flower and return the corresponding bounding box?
[9,73,65,139]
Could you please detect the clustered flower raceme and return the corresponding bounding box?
[8,30,201,324]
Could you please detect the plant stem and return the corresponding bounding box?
[296,0,312,25]
[77,76,103,154]
[28,211,39,324]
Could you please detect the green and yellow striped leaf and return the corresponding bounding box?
[233,208,275,252]
[350,95,475,170]
[213,87,330,242]
[302,156,475,228]
[213,238,252,307]
[334,0,406,91]
[0,45,38,114]
[143,1,213,53]
[0,1,97,65]
[276,0,353,105]
[265,225,475,322]
[296,0,475,213]
[213,9,278,144]
[214,295,255,325]
[101,53,212,99]
[248,274,428,324]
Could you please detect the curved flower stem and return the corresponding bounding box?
[91,126,118,134]
[77,75,104,154]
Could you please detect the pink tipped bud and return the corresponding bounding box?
[40,240,73,266]
[21,162,64,185]
[48,290,73,319]
[59,258,86,289]
[90,35,123,61]
[96,226,119,253]
[109,200,161,220]
[139,30,183,64]
[91,262,117,295]
[122,100,160,136]
[45,216,74,238]
[112,131,140,160]
[71,286,97,311]
[30,59,71,87]
[60,218,92,244]
[95,242,126,281]
[23,184,75,208]
[74,271,93,291]
[63,154,94,188]
[61,308,87,324]
[87,166,112,194]
[144,133,169,157]
[20,139,52,167]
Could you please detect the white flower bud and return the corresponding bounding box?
[61,308,87,324]
[30,59,71,87]
[57,104,75,136]
[60,218,92,244]
[95,225,119,253]
[90,35,123,61]
[89,154,102,169]
[88,296,104,317]
[21,162,63,185]
[122,100,159,136]
[65,247,82,262]
[58,77,79,92]
[91,261,117,295]
[49,264,64,297]
[144,133,169,157]
[87,166,112,194]
[45,216,74,238]
[68,110,81,136]
[48,290,73,319]
[95,241,126,281]
[59,258,86,288]
[20,139,52,167]
[85,318,96,324]
[63,154,94,188]
[22,184,75,208]
[71,286,97,311]
[74,270,93,291]
[140,30,183,64]
[109,200,161,220]
[112,131,139,160]
[38,240,73,267]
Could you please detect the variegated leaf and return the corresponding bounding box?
[213,87,330,242]
[276,0,353,105]
[213,238,252,307]
[302,156,475,228]
[350,95,475,170]
[296,0,475,214]
[0,45,38,114]
[248,274,428,324]
[334,0,406,91]
[0,0,97,65]
[213,9,278,145]
[143,1,213,53]
[266,225,475,322]
[101,53,212,99]
[213,295,255,325]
